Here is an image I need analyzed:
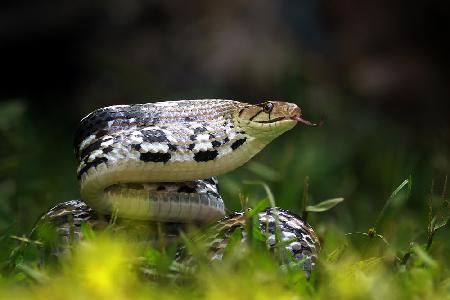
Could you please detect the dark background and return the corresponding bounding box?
[0,0,449,249]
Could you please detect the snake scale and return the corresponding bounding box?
[33,99,320,277]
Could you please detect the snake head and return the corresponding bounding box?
[235,101,318,139]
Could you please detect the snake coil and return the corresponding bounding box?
[33,99,320,277]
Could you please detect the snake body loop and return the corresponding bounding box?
[74,99,301,222]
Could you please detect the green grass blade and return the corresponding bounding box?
[305,197,344,212]
[244,181,276,207]
[375,178,410,230]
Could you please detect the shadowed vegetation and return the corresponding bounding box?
[1,1,449,298]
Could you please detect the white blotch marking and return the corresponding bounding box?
[79,134,96,151]
[291,242,302,251]
[140,142,169,153]
[101,135,113,140]
[282,231,297,241]
[193,142,213,152]
[287,220,301,230]
[129,135,143,144]
[170,152,194,162]
[267,235,276,246]
[100,139,114,147]
[196,133,210,142]
[87,150,104,162]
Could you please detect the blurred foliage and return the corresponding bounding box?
[0,181,449,299]
[1,0,449,298]
[0,100,78,232]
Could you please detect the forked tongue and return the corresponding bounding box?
[292,115,323,127]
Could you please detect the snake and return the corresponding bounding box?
[31,99,320,277]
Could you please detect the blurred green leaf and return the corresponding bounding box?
[432,175,449,231]
[244,181,276,207]
[10,235,43,246]
[251,227,267,242]
[80,222,96,241]
[412,245,438,269]
[144,247,162,266]
[431,205,449,231]
[223,227,243,257]
[245,161,280,181]
[245,199,270,218]
[389,179,410,200]
[305,197,344,212]
[326,244,347,263]
[375,178,410,229]
[15,263,49,283]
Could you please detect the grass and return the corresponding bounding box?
[0,178,449,300]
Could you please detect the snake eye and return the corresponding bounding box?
[262,102,274,114]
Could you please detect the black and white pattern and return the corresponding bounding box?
[74,99,302,222]
[75,100,247,180]
[260,208,318,276]
[177,207,320,279]
[32,202,319,278]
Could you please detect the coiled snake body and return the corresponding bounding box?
[35,99,320,277]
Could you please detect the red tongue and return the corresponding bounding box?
[291,115,323,127]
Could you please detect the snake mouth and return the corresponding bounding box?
[255,115,322,126]
[254,116,286,124]
[291,115,322,127]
